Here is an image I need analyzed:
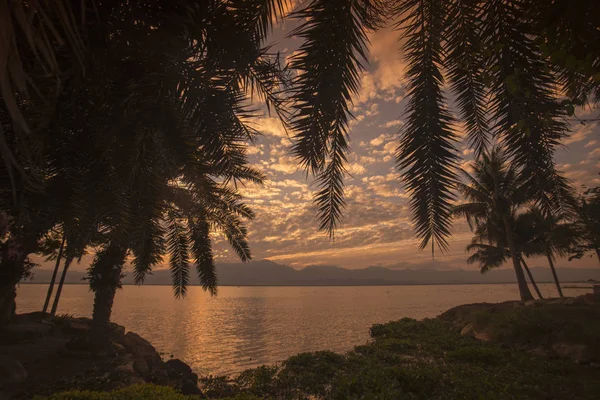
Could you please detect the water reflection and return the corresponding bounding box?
[16,284,591,376]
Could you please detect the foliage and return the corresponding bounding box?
[198,315,600,399]
[33,384,198,400]
[452,148,534,300]
[3,0,597,257]
[569,187,600,262]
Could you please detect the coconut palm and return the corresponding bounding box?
[569,189,600,265]
[522,207,580,297]
[0,0,288,331]
[464,212,545,299]
[4,0,596,259]
[5,0,600,256]
[2,0,598,328]
[452,148,534,301]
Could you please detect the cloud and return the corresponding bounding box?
[254,117,289,138]
[564,123,598,145]
[379,119,404,129]
[356,28,408,105]
[347,163,367,175]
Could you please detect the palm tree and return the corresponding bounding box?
[3,0,596,261]
[2,0,598,329]
[288,0,585,253]
[453,148,534,301]
[569,189,600,266]
[466,243,544,299]
[464,212,544,300]
[522,207,580,298]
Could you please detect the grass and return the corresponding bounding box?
[38,303,600,399]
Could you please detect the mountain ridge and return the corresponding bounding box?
[23,259,600,286]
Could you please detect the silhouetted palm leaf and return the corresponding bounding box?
[395,0,458,253]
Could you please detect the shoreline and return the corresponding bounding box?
[3,294,600,399]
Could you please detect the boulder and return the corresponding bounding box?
[112,342,127,354]
[120,332,161,366]
[166,358,192,377]
[1,321,52,343]
[63,320,91,335]
[133,358,150,377]
[474,331,491,342]
[110,362,146,385]
[460,323,475,337]
[113,362,136,376]
[109,323,126,337]
[0,355,28,384]
[552,343,593,364]
[181,379,203,396]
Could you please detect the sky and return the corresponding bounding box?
[50,12,600,274]
[206,18,600,271]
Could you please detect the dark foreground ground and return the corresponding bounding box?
[2,294,600,399]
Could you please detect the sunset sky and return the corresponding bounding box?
[55,17,600,273]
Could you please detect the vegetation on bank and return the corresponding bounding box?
[37,300,600,400]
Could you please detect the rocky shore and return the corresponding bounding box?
[2,293,600,399]
[0,313,202,399]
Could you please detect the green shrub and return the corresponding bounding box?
[34,384,195,400]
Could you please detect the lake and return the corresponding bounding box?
[16,283,590,376]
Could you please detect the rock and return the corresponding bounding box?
[563,298,575,305]
[111,362,147,385]
[120,332,161,366]
[63,320,91,335]
[552,343,593,364]
[460,323,475,337]
[110,322,126,337]
[152,365,170,382]
[133,358,150,377]
[112,342,127,354]
[166,358,192,376]
[58,347,94,359]
[1,321,52,342]
[0,355,28,384]
[474,331,491,342]
[524,300,537,306]
[190,372,199,384]
[13,312,50,323]
[181,379,203,395]
[113,362,136,376]
[572,294,597,306]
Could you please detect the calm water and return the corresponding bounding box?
[16,283,590,376]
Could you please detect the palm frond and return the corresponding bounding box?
[395,0,459,253]
[482,0,573,216]
[188,214,218,295]
[445,0,490,155]
[465,242,507,273]
[167,213,190,298]
[289,0,384,237]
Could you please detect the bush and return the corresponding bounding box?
[34,384,195,400]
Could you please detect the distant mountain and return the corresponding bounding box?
[24,259,600,286]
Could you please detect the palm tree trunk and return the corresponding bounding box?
[42,235,66,313]
[0,284,17,327]
[91,282,118,346]
[520,258,543,299]
[50,257,73,316]
[596,248,600,266]
[503,217,534,301]
[545,251,563,298]
[90,244,127,348]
